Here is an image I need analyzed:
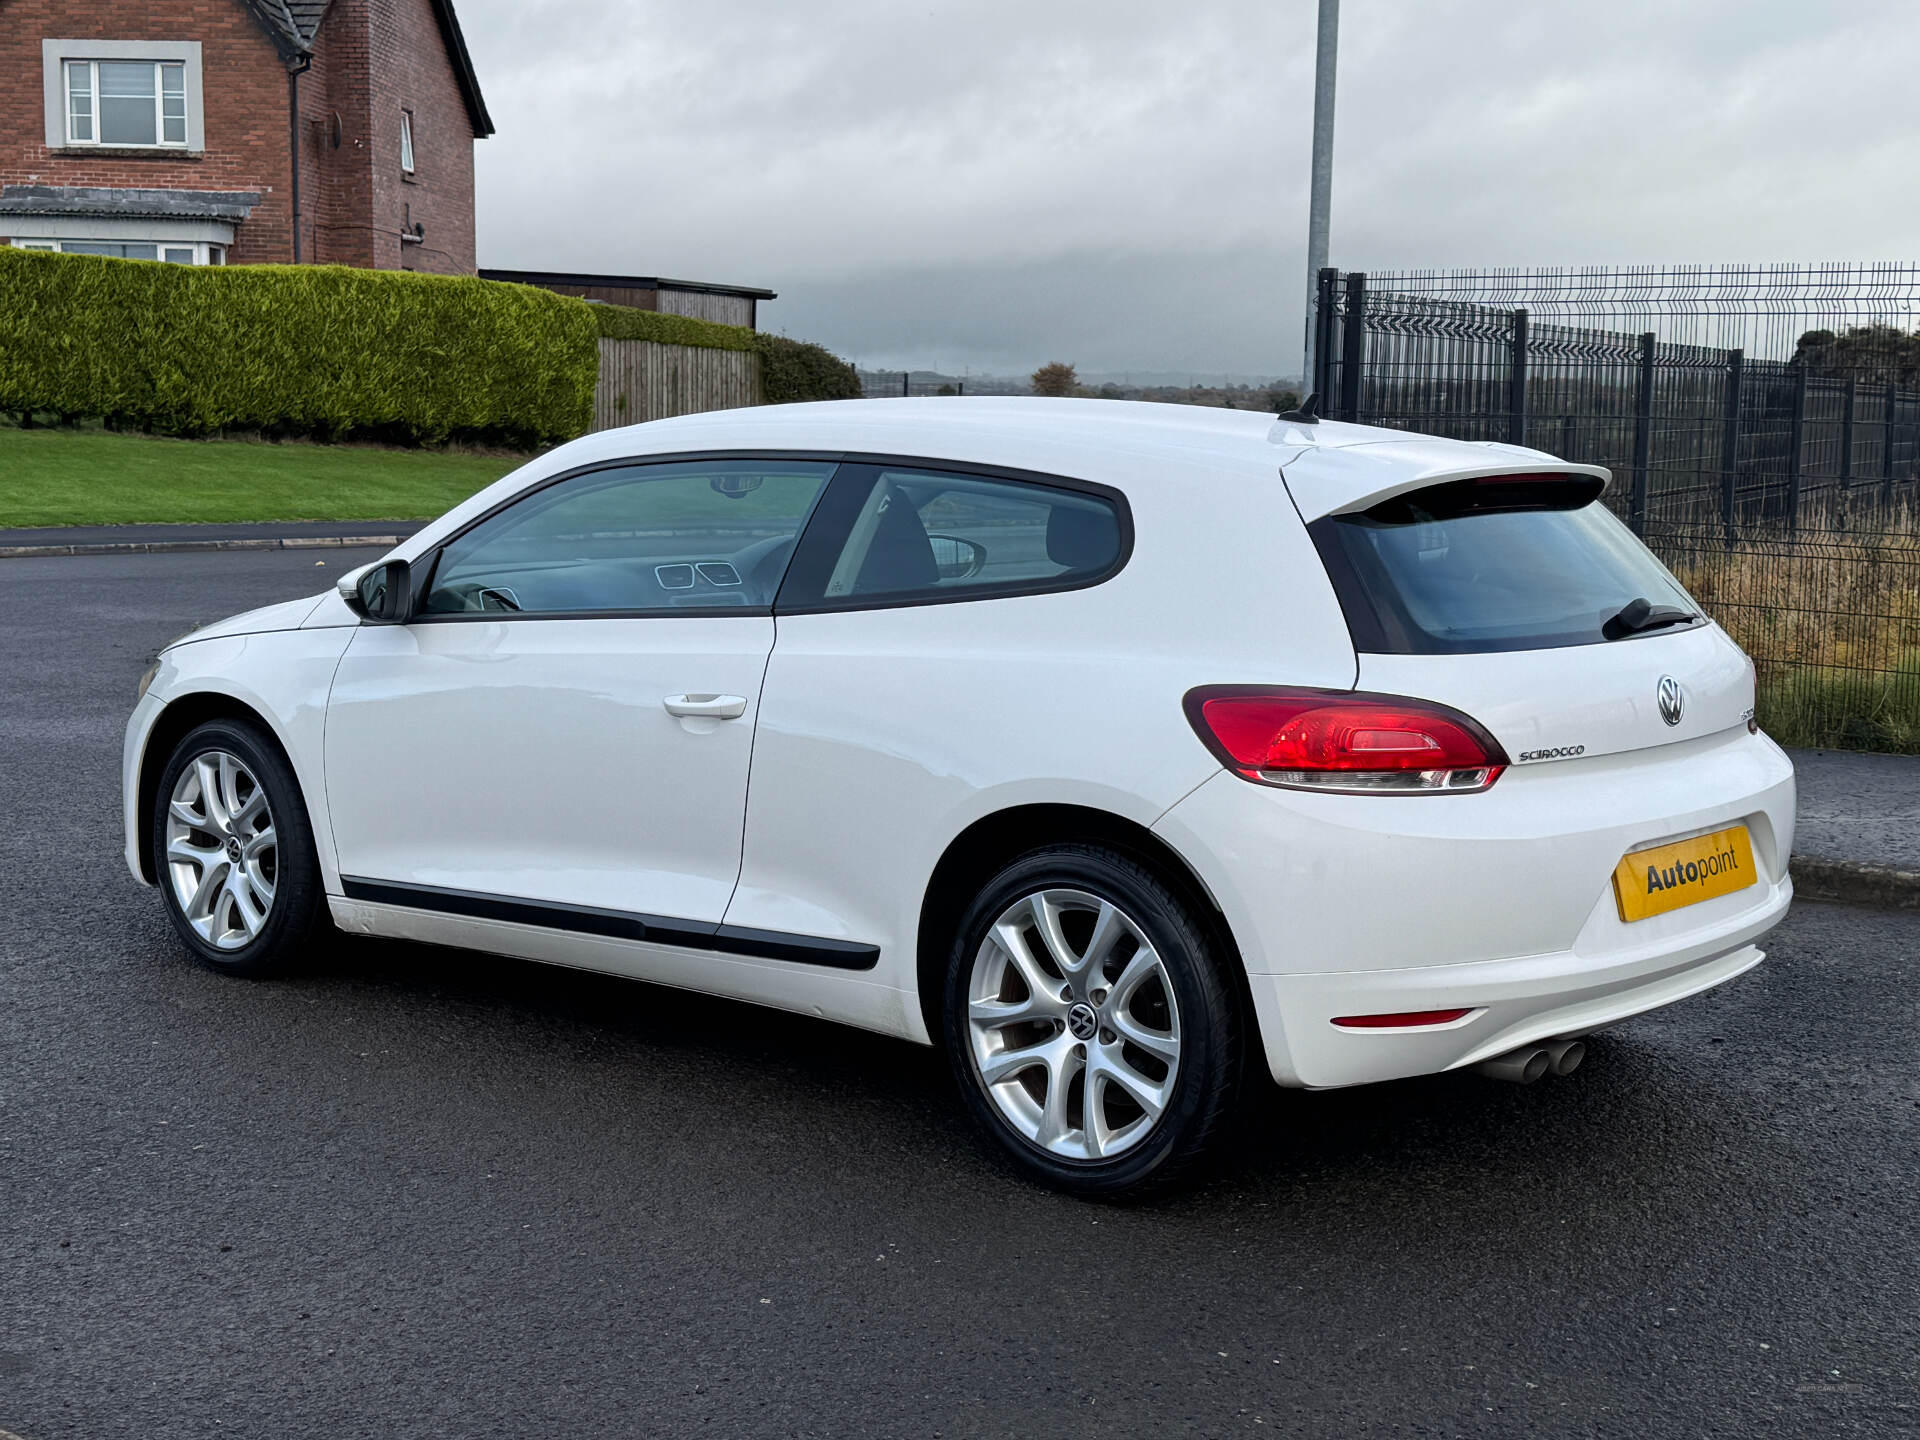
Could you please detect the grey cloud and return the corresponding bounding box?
[457,0,1920,375]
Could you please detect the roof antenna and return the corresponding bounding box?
[1276,392,1321,425]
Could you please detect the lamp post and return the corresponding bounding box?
[1300,0,1338,391]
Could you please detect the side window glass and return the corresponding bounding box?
[422,460,835,616]
[816,467,1123,603]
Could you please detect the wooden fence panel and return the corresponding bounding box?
[592,339,761,431]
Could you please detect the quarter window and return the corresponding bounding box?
[791,465,1125,607]
[65,59,187,147]
[421,460,837,617]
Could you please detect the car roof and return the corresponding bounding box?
[399,398,1612,560]
[580,395,1427,462]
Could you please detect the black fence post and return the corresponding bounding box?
[1629,332,1656,534]
[1786,368,1807,533]
[1839,378,1857,528]
[1885,382,1898,504]
[1313,267,1339,402]
[901,371,910,398]
[1720,348,1743,544]
[1508,308,1529,446]
[1338,272,1367,421]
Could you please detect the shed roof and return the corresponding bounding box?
[479,269,777,301]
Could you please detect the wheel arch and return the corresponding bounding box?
[914,802,1256,1049]
[135,691,302,885]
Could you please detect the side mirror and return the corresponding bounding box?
[927,533,987,582]
[338,558,413,624]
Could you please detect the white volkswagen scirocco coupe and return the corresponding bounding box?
[125,399,1795,1195]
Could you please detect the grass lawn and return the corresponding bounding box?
[0,425,523,528]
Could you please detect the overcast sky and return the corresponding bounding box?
[458,0,1920,379]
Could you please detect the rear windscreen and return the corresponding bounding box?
[1308,477,1701,655]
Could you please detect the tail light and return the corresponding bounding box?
[1183,686,1509,794]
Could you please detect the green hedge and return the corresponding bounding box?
[591,303,758,352]
[0,249,597,447]
[753,332,862,403]
[0,249,863,445]
[588,304,861,403]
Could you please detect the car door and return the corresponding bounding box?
[723,461,1143,959]
[324,456,837,929]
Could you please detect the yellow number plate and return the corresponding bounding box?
[1612,825,1757,922]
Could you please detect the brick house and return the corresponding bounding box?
[0,0,491,272]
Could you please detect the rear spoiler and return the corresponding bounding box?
[1278,436,1611,522]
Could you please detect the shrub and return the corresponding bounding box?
[0,248,597,447]
[752,332,861,404]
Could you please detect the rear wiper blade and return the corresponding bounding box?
[1604,596,1698,640]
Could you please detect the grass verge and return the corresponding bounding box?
[1659,504,1920,752]
[1756,663,1920,753]
[0,425,519,528]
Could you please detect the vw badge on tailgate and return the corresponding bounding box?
[1657,675,1684,727]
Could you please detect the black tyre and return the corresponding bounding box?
[149,718,325,977]
[942,844,1243,1197]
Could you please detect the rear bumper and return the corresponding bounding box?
[1153,725,1795,1088]
[1246,887,1781,1088]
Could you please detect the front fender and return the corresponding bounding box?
[126,626,358,891]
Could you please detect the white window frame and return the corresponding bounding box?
[9,238,225,265]
[400,109,416,175]
[65,59,189,149]
[42,40,204,152]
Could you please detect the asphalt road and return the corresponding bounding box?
[2,550,1916,1439]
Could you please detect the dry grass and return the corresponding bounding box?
[1656,497,1920,752]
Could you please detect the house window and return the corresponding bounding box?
[400,110,416,174]
[43,40,204,152]
[10,239,224,264]
[65,60,187,147]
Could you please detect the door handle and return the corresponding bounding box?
[663,693,748,720]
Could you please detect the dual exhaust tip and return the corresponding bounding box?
[1475,1038,1585,1084]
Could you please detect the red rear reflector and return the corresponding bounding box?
[1183,686,1509,794]
[1331,1009,1473,1029]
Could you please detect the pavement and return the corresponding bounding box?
[1791,747,1920,868]
[0,520,425,558]
[1,548,1917,1438]
[1788,749,1920,910]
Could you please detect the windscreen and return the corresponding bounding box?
[1309,476,1701,655]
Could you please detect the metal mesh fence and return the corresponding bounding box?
[858,373,969,398]
[1652,510,1920,753]
[1313,266,1920,752]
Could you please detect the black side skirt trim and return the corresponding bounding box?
[339,878,879,971]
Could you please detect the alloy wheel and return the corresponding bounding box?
[164,750,278,951]
[966,887,1183,1161]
